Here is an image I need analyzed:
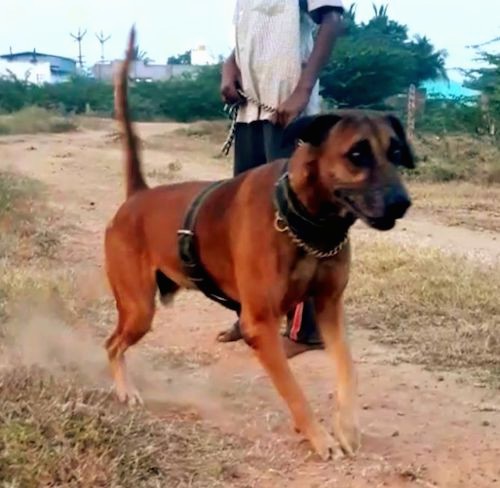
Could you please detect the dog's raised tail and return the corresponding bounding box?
[114,26,147,198]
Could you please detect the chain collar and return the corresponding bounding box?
[274,211,349,259]
[273,171,352,260]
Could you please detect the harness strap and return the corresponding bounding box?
[178,181,241,313]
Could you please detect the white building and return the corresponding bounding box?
[0,51,77,84]
[0,59,52,84]
[190,45,216,66]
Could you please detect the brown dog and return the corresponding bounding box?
[105,28,414,460]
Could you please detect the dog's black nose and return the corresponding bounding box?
[385,188,411,220]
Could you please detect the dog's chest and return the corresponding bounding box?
[289,255,319,286]
[288,254,346,295]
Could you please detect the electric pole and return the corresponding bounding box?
[70,28,87,69]
[96,30,111,62]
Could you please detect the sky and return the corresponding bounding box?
[1,0,498,79]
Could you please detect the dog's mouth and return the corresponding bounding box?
[335,191,397,231]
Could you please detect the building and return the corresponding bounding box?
[190,45,216,66]
[91,60,198,83]
[421,79,480,100]
[0,51,77,84]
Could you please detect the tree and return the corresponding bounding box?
[466,50,500,126]
[132,45,153,64]
[167,50,192,65]
[320,3,447,107]
[467,52,500,101]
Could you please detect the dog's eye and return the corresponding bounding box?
[346,140,374,168]
[388,139,403,166]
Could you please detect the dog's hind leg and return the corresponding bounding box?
[105,295,154,406]
[241,310,335,461]
[314,293,360,456]
[105,243,157,406]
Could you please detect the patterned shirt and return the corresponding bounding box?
[233,0,344,123]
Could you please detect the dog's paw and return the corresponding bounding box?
[333,411,361,457]
[115,385,144,407]
[308,424,336,461]
[127,389,144,407]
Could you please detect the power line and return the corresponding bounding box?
[467,35,500,49]
[70,27,87,69]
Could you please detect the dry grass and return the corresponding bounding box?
[0,171,64,320]
[0,368,246,488]
[75,115,114,131]
[410,182,500,232]
[411,134,500,184]
[0,170,257,487]
[174,120,230,146]
[347,236,500,383]
[146,161,183,182]
[0,107,76,135]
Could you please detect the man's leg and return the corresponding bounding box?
[263,122,324,357]
[232,121,267,176]
[217,122,267,343]
[284,299,323,357]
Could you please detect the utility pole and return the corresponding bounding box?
[70,27,87,69]
[407,84,417,142]
[95,30,111,81]
[96,30,111,62]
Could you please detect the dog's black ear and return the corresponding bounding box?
[385,114,415,169]
[282,114,342,148]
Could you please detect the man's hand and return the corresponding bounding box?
[275,87,311,127]
[221,52,243,105]
[274,9,344,126]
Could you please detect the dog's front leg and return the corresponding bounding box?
[315,294,361,456]
[241,311,335,461]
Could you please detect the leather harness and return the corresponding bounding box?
[177,164,352,311]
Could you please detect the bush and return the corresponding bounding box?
[0,65,224,123]
[410,133,500,184]
[416,98,485,135]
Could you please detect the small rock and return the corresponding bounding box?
[392,430,400,437]
[362,404,370,410]
[481,420,490,427]
[437,376,445,382]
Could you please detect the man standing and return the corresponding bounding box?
[218,0,345,357]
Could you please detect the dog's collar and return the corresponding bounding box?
[273,169,354,259]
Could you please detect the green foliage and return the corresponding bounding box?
[168,50,192,65]
[416,99,483,135]
[132,44,153,63]
[321,4,447,107]
[466,51,500,119]
[0,65,223,123]
[129,64,224,121]
[0,75,113,115]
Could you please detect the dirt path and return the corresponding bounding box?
[2,127,500,487]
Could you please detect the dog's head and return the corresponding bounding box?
[283,112,414,231]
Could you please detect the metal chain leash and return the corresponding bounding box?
[221,89,276,156]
